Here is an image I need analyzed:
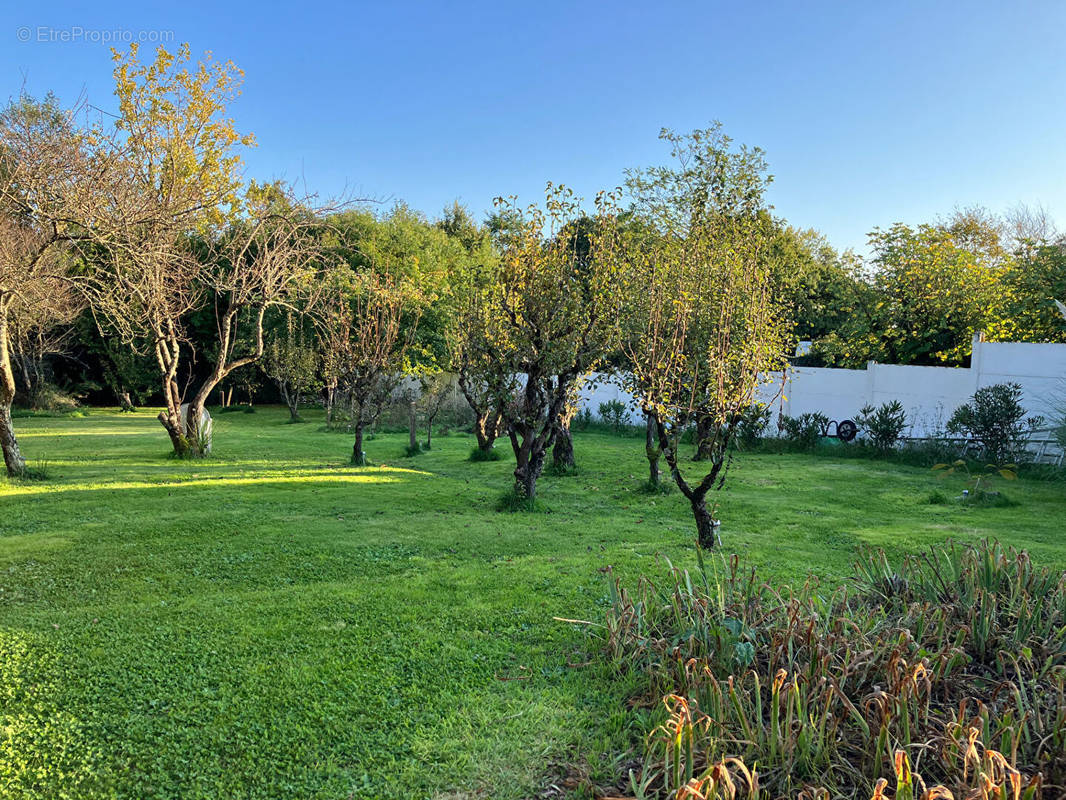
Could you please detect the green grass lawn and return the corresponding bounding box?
[1,408,1063,799]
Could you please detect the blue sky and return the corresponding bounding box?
[6,1,1066,253]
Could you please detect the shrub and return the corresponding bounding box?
[603,540,1064,798]
[925,489,948,504]
[731,404,771,450]
[597,400,629,435]
[571,407,594,432]
[947,382,1041,463]
[778,411,828,450]
[469,446,503,462]
[855,400,907,451]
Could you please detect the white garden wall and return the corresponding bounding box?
[574,334,1066,449]
[775,335,1066,438]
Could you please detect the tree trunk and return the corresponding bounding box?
[690,492,718,549]
[552,417,575,471]
[694,414,715,461]
[158,409,188,456]
[474,408,500,452]
[282,384,299,420]
[425,416,434,450]
[408,401,418,451]
[118,390,134,412]
[0,306,25,477]
[17,353,37,408]
[0,402,24,478]
[656,416,724,549]
[324,382,336,427]
[352,420,366,466]
[645,411,661,487]
[513,443,544,501]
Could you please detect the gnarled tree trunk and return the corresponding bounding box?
[645,411,662,487]
[0,305,25,476]
[473,408,501,452]
[459,371,502,454]
[657,416,724,549]
[280,382,299,420]
[510,425,547,501]
[352,419,366,466]
[690,493,717,549]
[552,415,575,471]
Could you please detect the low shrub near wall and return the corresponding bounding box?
[603,539,1064,798]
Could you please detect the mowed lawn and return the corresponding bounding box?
[1,409,1064,799]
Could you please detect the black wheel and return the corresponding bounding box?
[836,419,858,442]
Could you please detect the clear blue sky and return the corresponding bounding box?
[6,1,1066,252]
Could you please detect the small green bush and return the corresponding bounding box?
[925,489,948,504]
[571,407,594,432]
[636,478,672,495]
[855,400,907,451]
[947,382,1041,463]
[778,412,828,450]
[597,400,628,435]
[545,461,578,477]
[732,404,771,449]
[469,446,503,462]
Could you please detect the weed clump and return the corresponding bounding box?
[469,446,502,462]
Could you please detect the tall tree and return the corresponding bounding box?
[437,204,510,456]
[815,220,1003,367]
[447,259,511,456]
[482,184,623,502]
[76,43,253,454]
[320,265,421,465]
[263,311,320,421]
[0,94,94,476]
[622,125,790,547]
[81,45,327,455]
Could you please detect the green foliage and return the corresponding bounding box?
[731,404,772,449]
[778,412,828,450]
[988,241,1066,343]
[571,407,594,432]
[767,225,862,345]
[813,214,1004,367]
[607,540,1064,797]
[855,400,907,451]
[494,486,544,512]
[468,445,503,462]
[946,382,1042,463]
[925,489,949,504]
[262,312,320,419]
[933,458,1019,504]
[597,400,628,435]
[544,460,579,477]
[329,203,481,371]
